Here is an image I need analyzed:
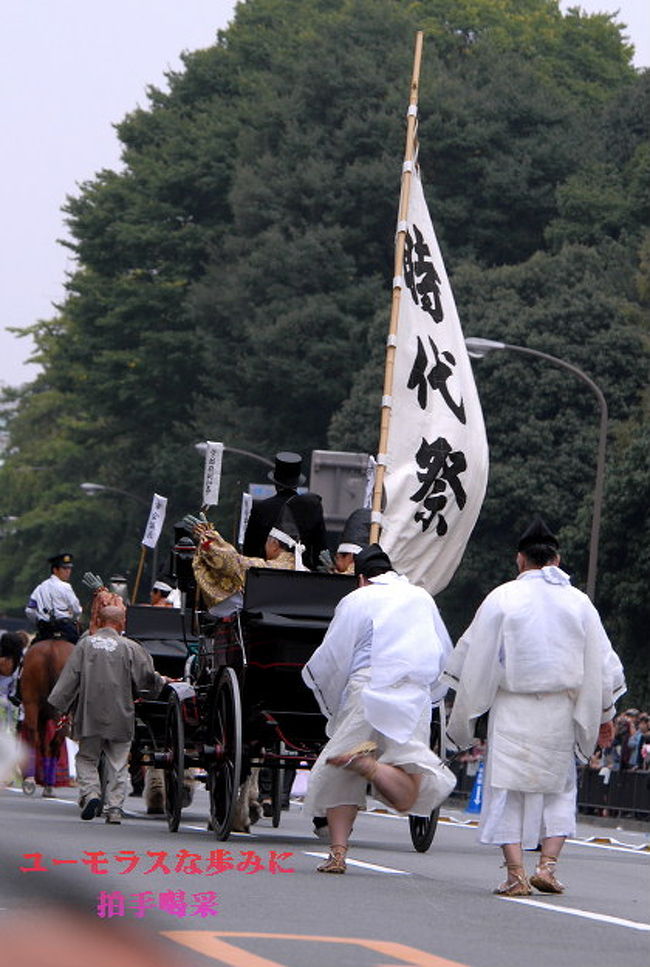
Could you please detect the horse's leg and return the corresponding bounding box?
[19,699,38,794]
[42,640,74,796]
[41,716,58,797]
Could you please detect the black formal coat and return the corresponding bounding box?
[242,490,328,571]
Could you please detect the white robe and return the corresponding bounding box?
[444,566,625,846]
[302,571,452,743]
[302,571,455,817]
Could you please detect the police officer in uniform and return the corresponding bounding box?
[25,552,82,644]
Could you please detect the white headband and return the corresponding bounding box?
[269,527,307,571]
[337,543,362,555]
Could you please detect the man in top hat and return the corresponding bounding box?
[301,544,454,873]
[242,451,328,571]
[150,580,174,607]
[333,508,371,574]
[185,502,306,617]
[443,515,626,897]
[25,552,82,644]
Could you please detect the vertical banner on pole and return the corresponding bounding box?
[133,493,168,603]
[202,441,224,507]
[380,167,489,594]
[238,492,253,548]
[142,493,168,549]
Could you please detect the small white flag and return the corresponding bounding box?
[142,493,168,549]
[363,456,376,510]
[238,492,253,547]
[380,167,489,594]
[202,441,224,506]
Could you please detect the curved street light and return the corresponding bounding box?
[465,337,608,601]
[193,443,274,469]
[80,481,157,593]
[80,481,149,506]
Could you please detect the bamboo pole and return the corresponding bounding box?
[131,545,147,604]
[369,30,424,544]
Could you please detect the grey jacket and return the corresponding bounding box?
[48,626,165,741]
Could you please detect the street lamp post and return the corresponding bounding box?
[80,482,158,596]
[193,443,274,469]
[80,482,149,507]
[465,337,608,601]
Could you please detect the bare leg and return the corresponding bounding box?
[315,804,358,874]
[326,804,358,850]
[530,835,566,893]
[371,763,421,813]
[327,749,422,813]
[494,843,531,896]
[540,834,565,860]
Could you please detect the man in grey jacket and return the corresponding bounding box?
[49,604,167,824]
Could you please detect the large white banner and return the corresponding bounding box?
[141,493,168,549]
[380,169,489,594]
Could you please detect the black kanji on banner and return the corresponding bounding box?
[407,335,466,422]
[410,436,467,535]
[403,224,444,324]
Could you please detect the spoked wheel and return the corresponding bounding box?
[270,741,285,829]
[207,667,242,840]
[409,808,440,852]
[409,710,442,852]
[164,691,185,833]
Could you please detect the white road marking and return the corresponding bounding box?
[350,806,650,855]
[303,850,411,875]
[500,896,650,932]
[182,825,257,837]
[566,837,650,854]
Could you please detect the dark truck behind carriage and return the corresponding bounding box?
[127,568,443,851]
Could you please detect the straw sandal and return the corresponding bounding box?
[493,863,532,896]
[326,741,379,780]
[316,845,348,874]
[530,855,565,894]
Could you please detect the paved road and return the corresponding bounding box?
[1,782,648,967]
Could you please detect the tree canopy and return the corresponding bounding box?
[1,0,648,698]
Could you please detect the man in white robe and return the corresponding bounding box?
[444,516,625,896]
[302,544,455,873]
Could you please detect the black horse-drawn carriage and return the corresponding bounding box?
[127,567,443,852]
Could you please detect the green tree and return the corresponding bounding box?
[0,0,643,632]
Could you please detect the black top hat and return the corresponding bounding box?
[49,552,74,568]
[337,508,371,554]
[354,543,393,577]
[268,451,305,489]
[517,515,559,552]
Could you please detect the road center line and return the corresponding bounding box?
[303,850,411,875]
[499,896,650,931]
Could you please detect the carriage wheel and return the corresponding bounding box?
[207,667,242,840]
[409,712,442,852]
[164,692,185,833]
[409,808,440,852]
[270,742,285,828]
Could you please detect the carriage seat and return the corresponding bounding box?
[125,605,188,673]
[242,568,356,629]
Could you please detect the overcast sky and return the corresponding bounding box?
[1,0,648,390]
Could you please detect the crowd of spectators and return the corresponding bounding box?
[589,708,650,773]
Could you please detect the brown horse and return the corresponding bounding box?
[19,638,75,797]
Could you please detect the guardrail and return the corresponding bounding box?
[447,760,650,818]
